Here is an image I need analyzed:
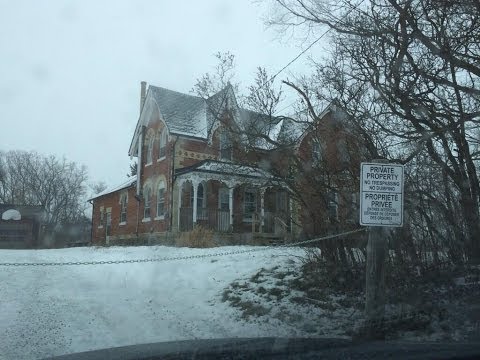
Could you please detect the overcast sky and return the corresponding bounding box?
[0,0,323,191]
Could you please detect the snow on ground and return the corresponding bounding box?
[0,245,305,360]
[221,265,363,339]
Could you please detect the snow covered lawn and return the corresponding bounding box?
[221,265,363,338]
[0,245,305,359]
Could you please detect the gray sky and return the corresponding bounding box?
[0,0,320,189]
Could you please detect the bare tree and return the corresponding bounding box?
[0,150,89,226]
[90,181,108,195]
[193,51,239,99]
[194,54,369,266]
[267,0,480,263]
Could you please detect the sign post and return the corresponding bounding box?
[360,161,404,338]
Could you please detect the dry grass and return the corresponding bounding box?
[175,225,216,248]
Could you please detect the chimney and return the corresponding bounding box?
[140,81,147,114]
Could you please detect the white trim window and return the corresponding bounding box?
[143,186,152,220]
[119,193,127,224]
[243,188,257,221]
[156,182,165,219]
[220,130,232,160]
[159,128,167,159]
[146,136,154,165]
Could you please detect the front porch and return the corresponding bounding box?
[178,204,290,234]
[173,161,291,237]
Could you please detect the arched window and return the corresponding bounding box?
[159,128,167,159]
[143,186,152,219]
[146,136,154,165]
[156,181,165,218]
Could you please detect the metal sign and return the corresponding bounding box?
[360,162,404,227]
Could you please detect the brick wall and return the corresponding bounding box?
[91,186,138,244]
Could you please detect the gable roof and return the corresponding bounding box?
[149,86,207,138]
[88,175,137,201]
[273,101,347,148]
[129,84,241,156]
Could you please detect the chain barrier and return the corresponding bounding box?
[0,228,366,267]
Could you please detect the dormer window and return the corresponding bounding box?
[159,128,167,159]
[220,130,232,160]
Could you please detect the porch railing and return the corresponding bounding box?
[179,207,230,232]
[179,207,290,234]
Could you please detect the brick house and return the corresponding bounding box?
[89,82,362,245]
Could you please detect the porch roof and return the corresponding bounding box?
[175,160,283,188]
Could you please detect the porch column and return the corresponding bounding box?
[192,181,199,224]
[228,187,234,226]
[260,188,265,233]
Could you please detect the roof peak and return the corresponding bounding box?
[149,85,203,100]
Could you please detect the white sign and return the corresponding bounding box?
[360,162,404,227]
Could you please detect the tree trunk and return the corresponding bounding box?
[461,194,480,264]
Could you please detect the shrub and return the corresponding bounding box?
[175,225,215,248]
